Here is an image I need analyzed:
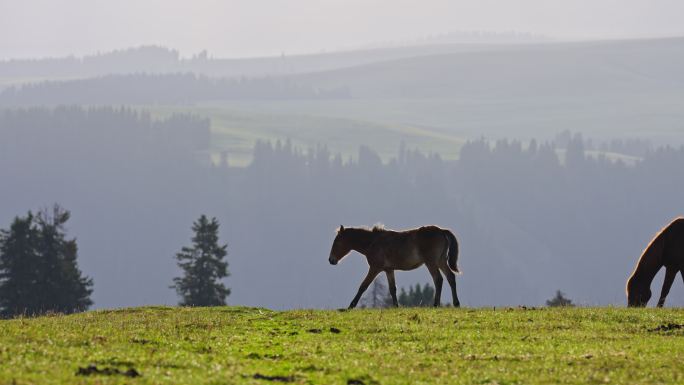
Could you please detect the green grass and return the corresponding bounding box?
[199,97,684,148]
[143,105,465,166]
[2,307,684,384]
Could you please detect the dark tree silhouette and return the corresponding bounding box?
[0,213,38,316]
[172,215,230,306]
[546,290,575,307]
[398,283,436,307]
[5,105,684,309]
[360,277,392,308]
[0,205,93,317]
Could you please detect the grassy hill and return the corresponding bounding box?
[0,42,547,85]
[197,38,684,152]
[2,306,684,384]
[296,38,684,99]
[269,37,684,145]
[4,37,684,162]
[147,105,465,166]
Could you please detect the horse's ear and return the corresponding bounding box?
[338,225,345,232]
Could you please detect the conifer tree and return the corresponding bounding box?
[546,290,575,307]
[0,206,93,317]
[360,277,392,308]
[172,215,230,306]
[35,207,93,313]
[398,283,437,307]
[0,213,38,316]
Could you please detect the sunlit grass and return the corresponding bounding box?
[1,306,684,384]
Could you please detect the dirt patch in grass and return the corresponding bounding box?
[252,373,296,382]
[76,365,140,378]
[648,323,684,333]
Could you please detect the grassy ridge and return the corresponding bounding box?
[1,307,684,384]
[144,105,465,166]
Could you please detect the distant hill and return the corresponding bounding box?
[294,37,684,99]
[3,37,684,149]
[0,42,565,86]
[6,37,684,104]
[0,73,349,106]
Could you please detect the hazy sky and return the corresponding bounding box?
[2,0,684,59]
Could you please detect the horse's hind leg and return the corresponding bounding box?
[348,268,381,309]
[657,266,677,307]
[385,270,399,307]
[426,263,443,307]
[440,266,460,307]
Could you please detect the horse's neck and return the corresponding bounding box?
[633,238,665,283]
[348,230,379,256]
[634,261,660,284]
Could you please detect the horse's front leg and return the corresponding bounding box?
[657,266,677,307]
[348,267,381,309]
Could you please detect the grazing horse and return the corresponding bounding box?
[627,217,684,307]
[328,225,460,309]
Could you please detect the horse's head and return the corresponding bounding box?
[328,225,352,265]
[626,276,651,307]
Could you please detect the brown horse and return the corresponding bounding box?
[328,225,460,309]
[627,217,684,307]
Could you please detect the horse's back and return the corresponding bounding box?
[668,217,684,230]
[373,226,449,270]
[415,226,450,260]
[664,217,684,241]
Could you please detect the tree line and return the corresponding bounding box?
[2,106,684,308]
[0,206,92,316]
[0,73,349,106]
[0,208,230,317]
[0,46,182,78]
[0,203,444,316]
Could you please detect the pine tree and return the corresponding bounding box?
[0,206,93,317]
[172,215,230,306]
[398,286,410,306]
[0,213,38,316]
[419,283,435,306]
[35,207,93,314]
[546,290,574,307]
[398,283,437,307]
[411,283,423,305]
[360,277,392,308]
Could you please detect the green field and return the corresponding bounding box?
[2,307,684,384]
[146,94,684,166]
[146,105,465,166]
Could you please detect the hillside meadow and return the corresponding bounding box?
[143,105,465,166]
[1,306,684,384]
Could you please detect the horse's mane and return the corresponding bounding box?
[337,224,387,234]
[371,224,386,233]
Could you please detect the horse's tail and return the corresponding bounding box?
[443,229,460,273]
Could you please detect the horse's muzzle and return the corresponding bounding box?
[328,257,338,265]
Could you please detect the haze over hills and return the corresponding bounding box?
[0,41,550,88]
[270,37,684,145]
[2,35,684,310]
[3,37,684,152]
[296,37,684,99]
